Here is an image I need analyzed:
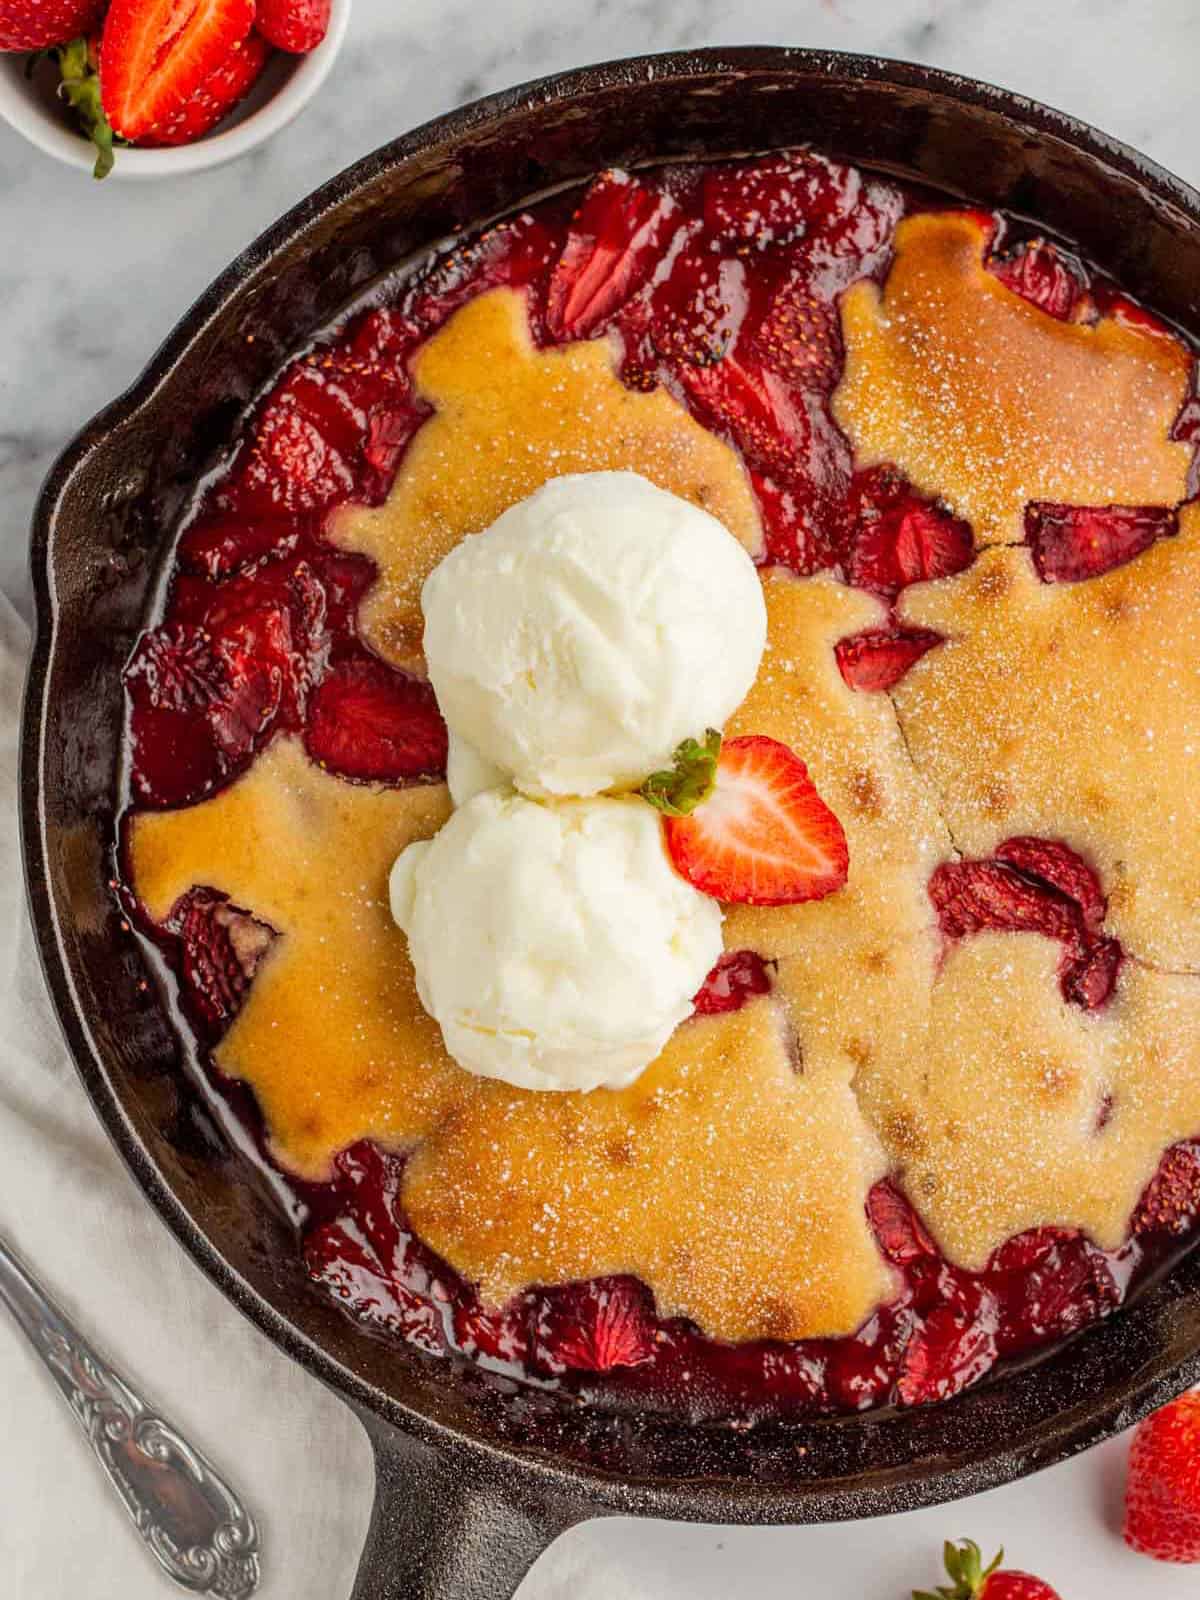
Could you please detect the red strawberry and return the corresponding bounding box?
[407,214,558,339]
[867,1180,938,1266]
[167,887,274,1034]
[645,733,849,907]
[751,268,844,393]
[533,1278,655,1374]
[914,1539,1061,1599]
[702,152,848,251]
[993,836,1107,934]
[989,238,1088,321]
[844,466,974,599]
[140,29,270,146]
[1061,935,1123,1010]
[1133,1142,1200,1236]
[929,859,1082,949]
[178,513,305,581]
[303,654,448,783]
[674,352,810,481]
[835,625,941,692]
[546,170,681,341]
[1024,502,1177,583]
[899,1281,999,1407]
[930,848,1124,1012]
[101,0,255,141]
[648,232,749,367]
[256,0,330,53]
[1124,1393,1200,1562]
[0,0,103,50]
[692,949,773,1016]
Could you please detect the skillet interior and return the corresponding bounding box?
[23,45,1200,1594]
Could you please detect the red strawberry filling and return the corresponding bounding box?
[166,887,275,1037]
[835,625,942,693]
[988,238,1089,321]
[1025,501,1178,582]
[843,465,974,598]
[929,839,1123,1011]
[692,949,774,1016]
[303,652,448,784]
[547,171,682,342]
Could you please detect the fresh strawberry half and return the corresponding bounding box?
[835,625,942,692]
[546,170,681,341]
[166,887,275,1036]
[532,1277,655,1375]
[989,238,1089,322]
[1024,501,1178,583]
[914,1539,1062,1599]
[644,732,850,907]
[140,28,270,146]
[1125,1393,1200,1563]
[844,466,974,599]
[0,0,103,50]
[101,0,255,141]
[692,949,773,1016]
[256,0,330,53]
[303,653,448,784]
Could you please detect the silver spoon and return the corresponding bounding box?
[0,1229,260,1597]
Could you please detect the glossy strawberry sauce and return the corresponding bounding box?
[123,150,1200,1421]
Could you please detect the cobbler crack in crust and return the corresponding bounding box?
[126,176,1200,1354]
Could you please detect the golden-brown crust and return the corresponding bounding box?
[834,212,1192,544]
[331,287,763,667]
[895,509,1200,970]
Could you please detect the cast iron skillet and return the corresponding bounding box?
[22,46,1200,1600]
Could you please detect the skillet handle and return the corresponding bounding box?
[350,1407,590,1600]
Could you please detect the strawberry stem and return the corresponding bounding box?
[52,37,121,180]
[913,1539,1003,1600]
[639,728,722,816]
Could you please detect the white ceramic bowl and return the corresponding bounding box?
[0,0,350,180]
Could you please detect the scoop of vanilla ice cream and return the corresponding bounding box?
[421,471,767,798]
[389,788,724,1092]
[445,731,507,807]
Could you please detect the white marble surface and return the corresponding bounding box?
[4,1,1200,1595]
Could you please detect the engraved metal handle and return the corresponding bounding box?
[0,1230,260,1597]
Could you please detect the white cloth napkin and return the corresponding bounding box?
[0,591,378,1598]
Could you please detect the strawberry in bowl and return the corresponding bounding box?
[0,0,348,178]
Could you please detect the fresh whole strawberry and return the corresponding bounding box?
[0,0,103,51]
[641,730,849,906]
[1124,1392,1200,1561]
[914,1539,1061,1599]
[141,29,271,146]
[256,0,331,54]
[101,0,255,141]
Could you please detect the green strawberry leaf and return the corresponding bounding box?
[639,728,722,817]
[52,36,122,180]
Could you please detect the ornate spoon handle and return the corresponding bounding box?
[0,1230,260,1598]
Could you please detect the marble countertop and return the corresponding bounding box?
[4,1,1200,1596]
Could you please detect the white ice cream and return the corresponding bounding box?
[444,731,506,807]
[421,471,767,798]
[389,788,724,1092]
